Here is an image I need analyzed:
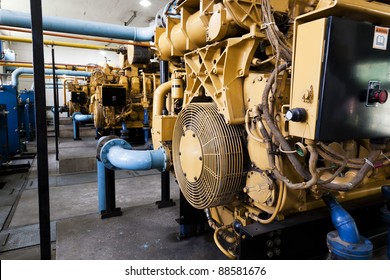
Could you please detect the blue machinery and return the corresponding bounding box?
[0,102,8,164]
[18,89,36,142]
[0,85,36,168]
[0,85,20,162]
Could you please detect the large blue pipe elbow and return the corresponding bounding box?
[72,112,93,122]
[99,137,167,171]
[323,195,373,259]
[322,195,360,244]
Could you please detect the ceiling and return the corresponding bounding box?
[1,0,169,28]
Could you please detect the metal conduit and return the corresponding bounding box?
[0,9,155,41]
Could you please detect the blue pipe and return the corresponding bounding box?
[99,137,167,171]
[11,68,91,87]
[121,122,127,132]
[72,112,93,140]
[322,195,360,244]
[120,122,129,141]
[323,195,373,259]
[97,159,106,212]
[143,108,149,144]
[72,112,93,123]
[0,9,155,41]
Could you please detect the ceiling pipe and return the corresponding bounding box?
[11,68,91,87]
[0,35,120,52]
[0,9,155,41]
[0,61,87,71]
[0,25,152,47]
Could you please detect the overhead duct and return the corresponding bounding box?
[11,68,91,87]
[0,9,155,41]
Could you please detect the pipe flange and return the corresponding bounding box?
[100,138,132,170]
[157,145,171,171]
[96,135,119,160]
[327,231,373,260]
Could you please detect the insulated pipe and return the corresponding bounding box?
[11,68,91,87]
[0,9,155,41]
[99,137,167,171]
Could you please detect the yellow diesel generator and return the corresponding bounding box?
[91,46,160,144]
[98,0,390,259]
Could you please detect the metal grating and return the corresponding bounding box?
[173,103,246,209]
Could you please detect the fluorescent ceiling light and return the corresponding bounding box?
[140,0,151,7]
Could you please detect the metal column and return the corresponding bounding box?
[30,0,51,260]
[51,46,60,160]
[156,60,175,209]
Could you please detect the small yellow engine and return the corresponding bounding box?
[91,47,160,143]
[66,79,91,116]
[151,0,390,259]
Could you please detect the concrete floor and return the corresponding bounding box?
[0,122,225,260]
[0,120,388,260]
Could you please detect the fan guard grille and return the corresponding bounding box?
[173,103,246,209]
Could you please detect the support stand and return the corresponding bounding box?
[73,120,81,140]
[176,192,209,240]
[99,163,122,219]
[155,170,175,208]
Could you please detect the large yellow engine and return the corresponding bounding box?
[151,0,390,259]
[91,47,160,143]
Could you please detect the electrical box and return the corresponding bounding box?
[71,91,87,105]
[101,86,126,107]
[290,16,390,141]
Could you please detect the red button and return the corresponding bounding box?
[379,90,388,104]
